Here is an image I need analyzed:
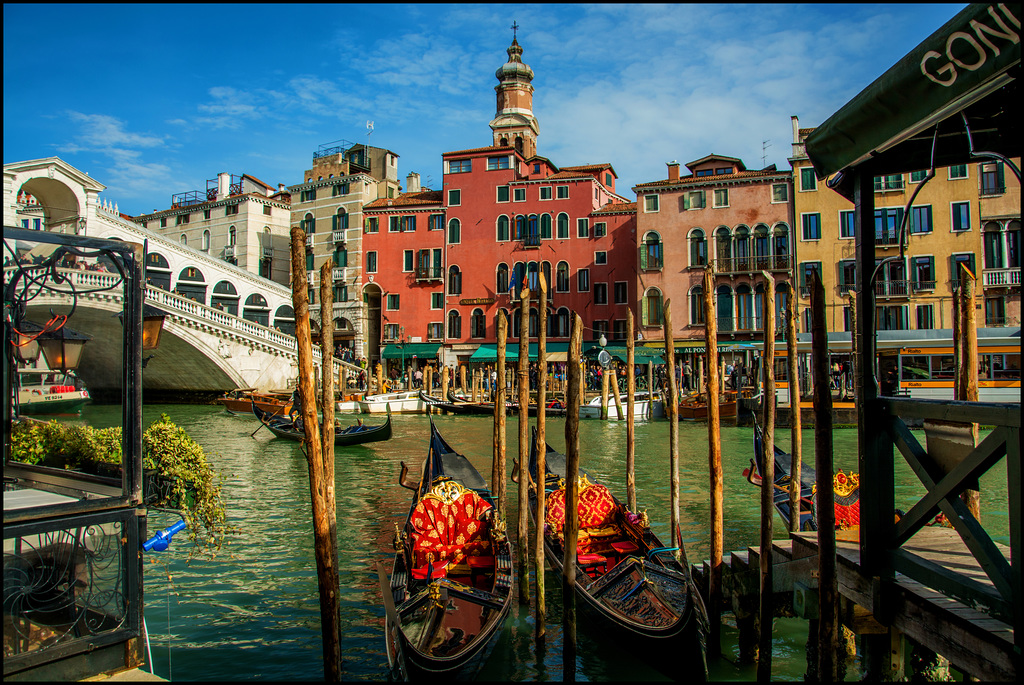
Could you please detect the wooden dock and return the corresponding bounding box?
[694,526,1016,681]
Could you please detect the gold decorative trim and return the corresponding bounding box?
[421,476,469,505]
[833,470,860,498]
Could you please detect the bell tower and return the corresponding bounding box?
[490,23,539,158]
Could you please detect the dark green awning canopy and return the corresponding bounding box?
[380,342,441,359]
[805,3,1020,199]
[468,342,570,363]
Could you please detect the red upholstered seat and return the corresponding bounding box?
[545,482,621,554]
[410,487,493,568]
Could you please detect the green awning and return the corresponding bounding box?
[380,343,441,360]
[805,4,1020,197]
[582,345,665,364]
[468,342,570,363]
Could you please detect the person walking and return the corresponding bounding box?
[682,360,693,392]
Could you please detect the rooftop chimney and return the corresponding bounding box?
[217,172,231,200]
[667,161,680,182]
[406,172,421,194]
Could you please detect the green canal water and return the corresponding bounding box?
[70,404,1009,681]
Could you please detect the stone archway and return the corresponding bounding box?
[6,158,104,236]
[363,282,383,366]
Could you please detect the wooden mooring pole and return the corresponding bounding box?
[494,311,508,523]
[702,267,723,659]
[608,367,624,420]
[958,265,981,521]
[563,313,584,681]
[319,262,337,548]
[757,272,776,682]
[810,270,838,681]
[517,284,531,604]
[289,228,342,680]
[786,282,802,535]
[662,300,680,549]
[441,364,449,402]
[626,311,637,512]
[535,273,548,641]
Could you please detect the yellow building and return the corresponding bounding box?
[789,115,1020,333]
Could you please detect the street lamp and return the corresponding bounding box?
[37,324,92,373]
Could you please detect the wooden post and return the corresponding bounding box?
[563,313,584,682]
[535,273,548,641]
[952,287,962,399]
[600,359,609,420]
[609,367,625,420]
[425,365,433,397]
[847,290,858,411]
[787,282,802,535]
[702,267,723,659]
[810,270,838,681]
[959,265,981,520]
[494,311,508,523]
[758,272,776,682]
[626,311,637,512]
[662,300,680,549]
[460,363,467,397]
[646,361,654,421]
[517,283,531,605]
[441,364,449,401]
[375,363,383,395]
[289,228,341,680]
[319,262,337,543]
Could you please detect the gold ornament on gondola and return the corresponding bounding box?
[833,470,860,498]
[423,476,469,505]
[393,522,406,551]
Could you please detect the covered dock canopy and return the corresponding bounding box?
[582,344,665,364]
[805,3,1020,200]
[380,342,441,359]
[468,342,571,363]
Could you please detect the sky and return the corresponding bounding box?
[3,3,966,216]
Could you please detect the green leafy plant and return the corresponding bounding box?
[9,415,231,561]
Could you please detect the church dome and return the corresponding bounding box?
[495,38,534,82]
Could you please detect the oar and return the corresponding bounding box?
[375,561,405,678]
[251,400,288,438]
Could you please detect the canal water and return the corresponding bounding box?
[72,404,1008,681]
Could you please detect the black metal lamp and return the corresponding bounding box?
[37,324,91,372]
[142,305,167,351]
[13,322,42,364]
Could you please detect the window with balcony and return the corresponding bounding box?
[912,255,935,291]
[874,174,904,191]
[303,213,315,233]
[799,261,822,297]
[985,297,1007,326]
[980,162,1005,196]
[838,260,857,291]
[875,208,904,244]
[950,253,976,288]
[716,285,734,332]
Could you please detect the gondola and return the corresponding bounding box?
[745,422,861,531]
[251,399,392,447]
[525,427,708,679]
[418,390,494,416]
[379,418,513,680]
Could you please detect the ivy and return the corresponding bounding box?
[10,415,231,561]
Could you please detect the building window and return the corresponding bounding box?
[176,213,190,225]
[950,253,976,287]
[556,213,569,239]
[448,218,461,244]
[386,294,400,310]
[226,204,239,215]
[595,251,607,265]
[642,288,664,326]
[201,230,210,252]
[577,268,590,292]
[874,174,904,191]
[556,185,569,199]
[833,210,854,239]
[875,208,904,244]
[799,261,822,297]
[470,308,486,338]
[179,233,187,245]
[161,217,168,228]
[496,264,509,293]
[980,162,1005,196]
[540,186,552,200]
[877,305,909,330]
[444,313,458,340]
[910,205,933,234]
[800,167,817,192]
[951,202,971,232]
[427,214,444,231]
[497,215,510,241]
[643,194,659,212]
[838,260,857,291]
[497,186,510,202]
[801,213,821,241]
[263,204,272,216]
[300,188,316,202]
[911,256,935,291]
[577,218,589,238]
[772,183,788,203]
[642,231,663,270]
[540,214,552,240]
[948,164,968,180]
[513,188,526,202]
[985,297,1006,326]
[556,262,570,292]
[367,251,377,273]
[910,170,928,183]
[594,282,608,305]
[448,265,462,295]
[403,250,413,272]
[917,304,935,330]
[401,215,416,232]
[365,217,379,233]
[448,189,461,206]
[388,216,401,232]
[593,222,607,237]
[332,210,349,232]
[331,182,350,197]
[487,156,511,170]
[384,324,399,341]
[333,284,349,303]
[431,292,444,309]
[614,281,628,304]
[713,188,729,208]
[684,190,706,210]
[204,209,211,220]
[688,229,707,267]
[689,286,704,325]
[448,159,471,173]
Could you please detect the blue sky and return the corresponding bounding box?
[4,3,965,215]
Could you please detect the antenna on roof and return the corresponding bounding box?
[367,120,374,144]
[762,139,772,168]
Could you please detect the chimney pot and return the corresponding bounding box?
[667,161,680,182]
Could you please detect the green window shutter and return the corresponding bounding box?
[541,214,552,239]
[641,296,649,325]
[306,253,314,271]
[640,245,648,270]
[332,215,338,231]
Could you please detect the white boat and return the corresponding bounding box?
[578,390,664,420]
[16,370,91,416]
[357,389,425,414]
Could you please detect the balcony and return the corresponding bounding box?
[911,280,937,293]
[332,267,347,281]
[307,270,319,285]
[520,234,542,249]
[979,182,1005,197]
[983,267,1021,287]
[332,230,346,243]
[876,230,902,247]
[261,246,273,259]
[713,255,792,274]
[223,245,235,258]
[415,266,443,282]
[305,234,314,248]
[875,279,910,298]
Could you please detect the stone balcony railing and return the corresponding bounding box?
[983,267,1021,287]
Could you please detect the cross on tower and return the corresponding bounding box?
[511,21,519,40]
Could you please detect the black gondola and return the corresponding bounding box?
[745,422,861,531]
[251,399,392,446]
[380,418,513,680]
[526,427,708,679]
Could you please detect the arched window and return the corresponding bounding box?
[228,225,237,246]
[179,234,188,246]
[556,261,570,292]
[541,213,552,240]
[754,283,765,331]
[641,231,663,270]
[776,282,789,328]
[753,224,770,269]
[773,224,790,269]
[542,261,552,299]
[333,208,348,232]
[176,266,206,304]
[447,310,462,339]
[733,225,750,270]
[497,215,510,241]
[715,226,732,264]
[513,262,527,293]
[528,307,539,337]
[448,265,462,295]
[470,308,486,338]
[556,213,569,239]
[243,293,270,326]
[333,245,348,268]
[983,221,1004,269]
[642,287,663,327]
[212,280,239,315]
[510,304,522,338]
[716,285,734,332]
[275,305,295,334]
[689,229,707,267]
[303,213,315,233]
[202,229,210,253]
[554,308,570,338]
[689,286,705,325]
[448,218,461,244]
[527,262,539,291]
[145,252,171,290]
[514,215,526,241]
[736,284,753,330]
[496,263,509,293]
[526,215,539,246]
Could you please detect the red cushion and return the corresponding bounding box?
[545,482,617,533]
[410,488,493,567]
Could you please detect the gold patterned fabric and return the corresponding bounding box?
[410,487,493,568]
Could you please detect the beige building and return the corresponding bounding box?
[133,173,293,287]
[288,141,401,356]
[789,115,1020,333]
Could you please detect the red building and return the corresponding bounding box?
[361,35,636,370]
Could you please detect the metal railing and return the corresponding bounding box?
[876,279,911,297]
[712,255,792,273]
[415,266,443,281]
